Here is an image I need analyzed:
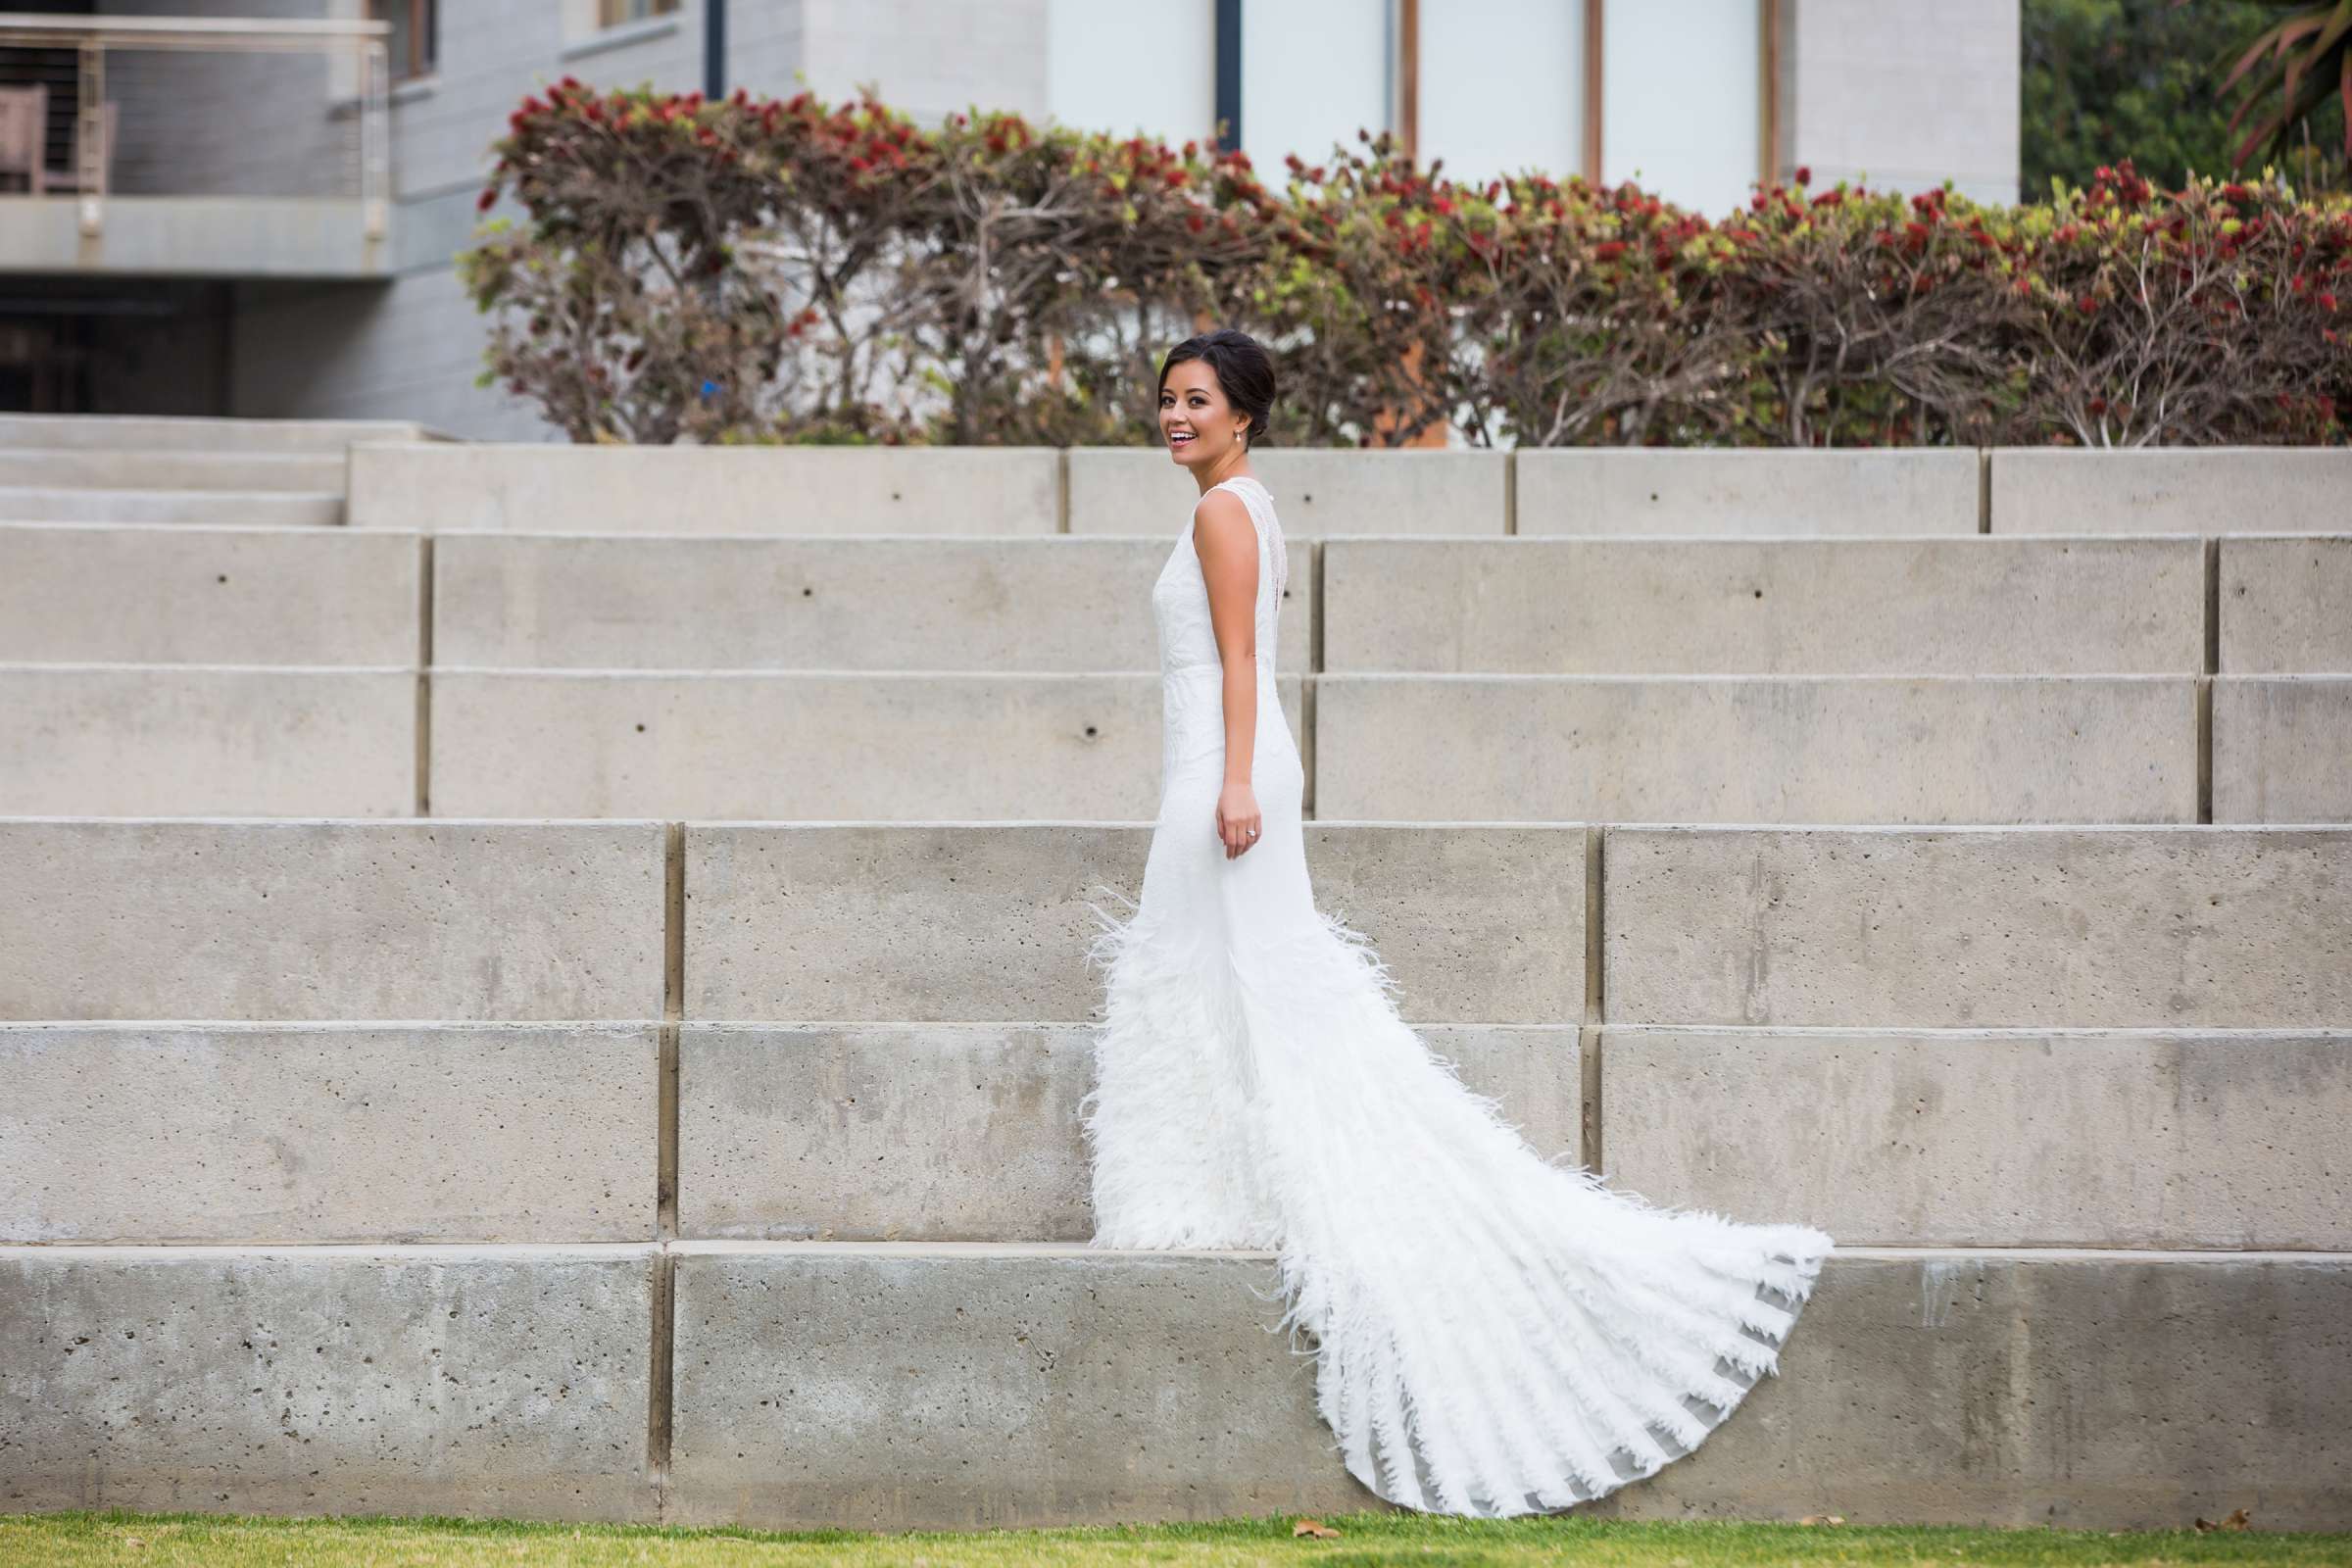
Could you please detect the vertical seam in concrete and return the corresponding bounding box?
[1301,676,1318,820]
[2195,675,2213,823]
[2198,536,2219,824]
[1503,449,1518,535]
[414,533,434,817]
[660,822,684,1232]
[1583,823,1605,1026]
[1581,1024,1604,1177]
[1977,447,1990,534]
[2202,535,2222,676]
[1581,824,1605,1176]
[650,820,684,1512]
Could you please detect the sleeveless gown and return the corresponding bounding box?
[1080,471,1836,1519]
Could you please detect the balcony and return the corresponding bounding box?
[0,13,390,279]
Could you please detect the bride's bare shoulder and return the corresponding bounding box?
[1191,486,1255,559]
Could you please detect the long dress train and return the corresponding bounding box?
[1079,472,1837,1519]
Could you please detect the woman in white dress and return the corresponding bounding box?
[1080,328,1836,1519]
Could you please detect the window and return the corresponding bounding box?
[368,0,435,83]
[600,0,682,25]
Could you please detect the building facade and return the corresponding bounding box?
[0,0,2020,436]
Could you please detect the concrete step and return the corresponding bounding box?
[1314,673,2201,823]
[0,819,664,1020]
[675,1022,1582,1245]
[1326,536,2204,673]
[14,1015,2340,1250]
[0,486,342,526]
[2,1023,657,1244]
[1518,449,1982,536]
[1596,1026,2352,1250]
[11,1242,2336,1529]
[683,822,1589,1025]
[1605,824,2352,1028]
[674,1021,2350,1250]
[427,671,1301,819]
[352,443,1061,534]
[662,1243,2352,1530]
[1068,447,1506,536]
[0,450,349,494]
[0,665,416,816]
[1993,447,2352,534]
[2220,535,2352,671]
[2214,676,2352,821]
[0,415,430,453]
[0,525,422,664]
[432,533,1309,671]
[0,1243,658,1522]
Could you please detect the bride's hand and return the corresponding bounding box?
[1216,782,1262,859]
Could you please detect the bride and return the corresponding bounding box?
[1080,327,1837,1519]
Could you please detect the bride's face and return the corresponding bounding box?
[1159,361,1247,468]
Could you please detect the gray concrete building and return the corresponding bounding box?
[0,0,2020,436]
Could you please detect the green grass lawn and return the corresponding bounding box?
[4,1510,2346,1568]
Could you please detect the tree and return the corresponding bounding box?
[2024,0,2315,193]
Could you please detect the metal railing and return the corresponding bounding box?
[0,13,390,241]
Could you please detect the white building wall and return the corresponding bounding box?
[1418,0,1586,189]
[1604,0,1761,217]
[1779,0,2021,204]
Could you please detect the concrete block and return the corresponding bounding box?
[666,1244,2352,1531]
[433,534,1311,671]
[684,823,1588,1024]
[429,672,1300,819]
[0,488,341,526]
[0,1023,659,1244]
[0,525,421,664]
[0,450,346,494]
[2219,536,2352,671]
[1581,1250,2352,1529]
[0,1244,656,1521]
[2213,677,2352,823]
[677,1023,1579,1242]
[0,665,416,816]
[1600,1027,2352,1249]
[1067,449,1507,535]
[0,819,665,1020]
[1517,450,1980,536]
[1992,447,2352,534]
[0,415,428,453]
[666,1245,1372,1528]
[1314,675,2197,823]
[1323,537,2203,673]
[350,443,1059,534]
[1602,826,2352,1028]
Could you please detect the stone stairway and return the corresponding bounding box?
[2,419,2348,1532]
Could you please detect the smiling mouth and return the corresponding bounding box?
[1169,432,1196,448]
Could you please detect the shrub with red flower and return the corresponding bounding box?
[460,85,2352,447]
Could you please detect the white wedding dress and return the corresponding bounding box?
[1080,471,1837,1519]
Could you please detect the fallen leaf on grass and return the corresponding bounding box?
[2193,1507,2252,1532]
[1293,1518,1343,1539]
[1796,1515,1845,1525]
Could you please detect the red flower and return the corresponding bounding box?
[2322,292,2340,312]
[475,186,496,212]
[1592,240,1628,261]
[1793,165,1811,185]
[2077,294,2098,314]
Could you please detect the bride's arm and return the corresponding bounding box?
[1194,489,1264,858]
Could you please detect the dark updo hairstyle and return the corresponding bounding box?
[1157,328,1276,449]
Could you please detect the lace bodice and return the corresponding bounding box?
[1152,474,1287,679]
